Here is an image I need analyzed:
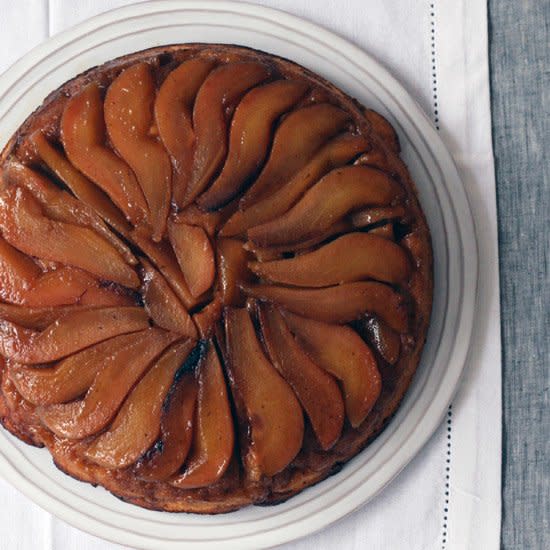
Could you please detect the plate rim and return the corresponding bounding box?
[0,1,478,548]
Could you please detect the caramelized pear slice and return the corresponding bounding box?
[196,80,308,209]
[183,62,271,205]
[7,157,135,265]
[20,267,97,307]
[85,340,195,469]
[135,372,198,482]
[105,63,171,241]
[350,205,407,228]
[354,147,393,173]
[167,220,215,298]
[0,235,40,293]
[60,82,148,224]
[0,227,105,307]
[225,307,303,477]
[130,227,195,308]
[0,306,149,364]
[249,232,410,287]
[238,104,351,208]
[367,223,395,240]
[141,259,196,338]
[248,166,403,246]
[9,332,150,406]
[0,263,96,308]
[173,205,221,238]
[155,59,216,205]
[221,133,369,237]
[282,311,381,427]
[134,341,204,480]
[258,305,343,450]
[0,303,84,330]
[30,131,133,242]
[39,328,178,439]
[171,344,234,488]
[244,242,284,262]
[0,187,139,288]
[357,315,401,365]
[192,298,223,339]
[242,282,408,332]
[244,219,351,258]
[217,238,254,306]
[78,285,136,307]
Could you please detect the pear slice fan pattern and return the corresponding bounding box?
[0,45,432,513]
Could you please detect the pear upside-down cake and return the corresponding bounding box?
[0,44,432,513]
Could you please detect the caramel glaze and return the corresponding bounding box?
[0,44,432,513]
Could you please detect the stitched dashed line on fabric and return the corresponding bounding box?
[430,3,440,130]
[442,405,452,549]
[430,3,451,549]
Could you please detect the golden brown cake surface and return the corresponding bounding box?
[0,44,432,513]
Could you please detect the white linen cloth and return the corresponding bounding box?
[0,1,501,548]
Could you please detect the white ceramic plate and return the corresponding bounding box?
[0,2,477,548]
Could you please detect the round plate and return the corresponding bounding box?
[0,1,477,548]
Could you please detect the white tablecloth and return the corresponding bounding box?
[0,1,501,548]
